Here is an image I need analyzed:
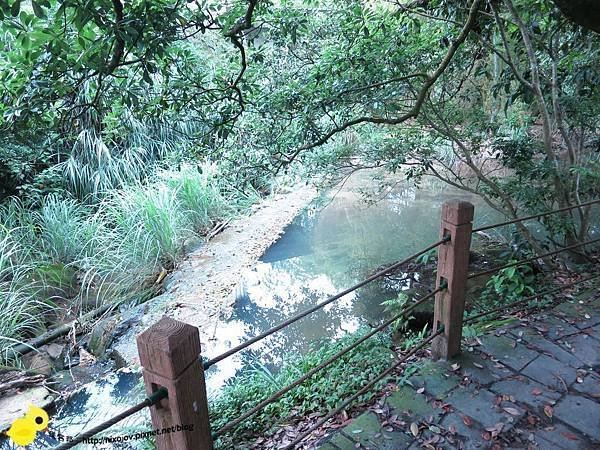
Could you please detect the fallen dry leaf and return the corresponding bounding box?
[463,415,473,427]
[416,387,425,394]
[531,388,543,396]
[503,407,520,416]
[448,425,457,435]
[485,423,504,437]
[561,431,579,441]
[482,431,492,441]
[473,362,484,369]
[410,422,419,437]
[544,405,554,418]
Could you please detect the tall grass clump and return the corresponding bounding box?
[63,107,203,203]
[36,195,95,264]
[159,163,228,232]
[0,160,245,355]
[0,226,48,361]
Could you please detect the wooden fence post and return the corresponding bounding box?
[137,316,213,450]
[432,201,474,360]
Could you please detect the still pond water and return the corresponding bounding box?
[3,173,504,449]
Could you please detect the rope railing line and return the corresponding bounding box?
[467,237,600,280]
[213,285,444,438]
[465,273,600,325]
[204,236,451,369]
[281,330,442,450]
[495,285,600,321]
[472,199,600,233]
[52,388,168,450]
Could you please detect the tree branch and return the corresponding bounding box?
[278,0,482,169]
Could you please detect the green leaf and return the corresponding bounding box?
[31,0,46,19]
[10,0,20,16]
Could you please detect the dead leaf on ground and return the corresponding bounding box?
[561,431,579,441]
[462,415,473,427]
[531,388,543,395]
[503,407,520,416]
[485,423,504,438]
[410,422,419,437]
[544,405,554,418]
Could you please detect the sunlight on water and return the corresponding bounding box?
[4,173,503,449]
[201,173,502,395]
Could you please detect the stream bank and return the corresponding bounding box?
[1,171,510,448]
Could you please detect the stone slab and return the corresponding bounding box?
[386,386,443,423]
[530,315,581,341]
[407,360,460,398]
[553,395,600,442]
[439,413,488,448]
[445,387,524,430]
[559,332,600,367]
[533,422,591,450]
[521,354,577,390]
[450,352,512,386]
[520,333,586,369]
[552,300,600,330]
[572,373,600,397]
[324,432,358,450]
[490,377,561,410]
[320,412,414,450]
[478,335,539,371]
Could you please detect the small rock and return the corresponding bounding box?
[22,353,53,375]
[46,343,65,359]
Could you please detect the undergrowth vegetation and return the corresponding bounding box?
[210,329,397,448]
[0,160,253,362]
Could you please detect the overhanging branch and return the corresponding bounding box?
[278,0,482,169]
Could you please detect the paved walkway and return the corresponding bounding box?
[317,288,599,449]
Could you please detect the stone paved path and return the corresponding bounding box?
[316,288,599,449]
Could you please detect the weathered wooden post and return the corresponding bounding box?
[432,201,474,360]
[137,316,213,450]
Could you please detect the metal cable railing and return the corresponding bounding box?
[214,285,444,437]
[204,236,450,369]
[52,388,168,450]
[465,273,600,325]
[472,199,600,233]
[214,201,599,447]
[282,330,443,450]
[468,236,600,280]
[46,199,600,450]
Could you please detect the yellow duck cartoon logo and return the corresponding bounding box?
[5,405,49,448]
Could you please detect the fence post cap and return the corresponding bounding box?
[136,316,200,379]
[442,201,474,225]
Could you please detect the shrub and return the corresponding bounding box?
[210,330,395,447]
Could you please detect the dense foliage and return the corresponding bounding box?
[0,1,598,440]
[210,329,399,447]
